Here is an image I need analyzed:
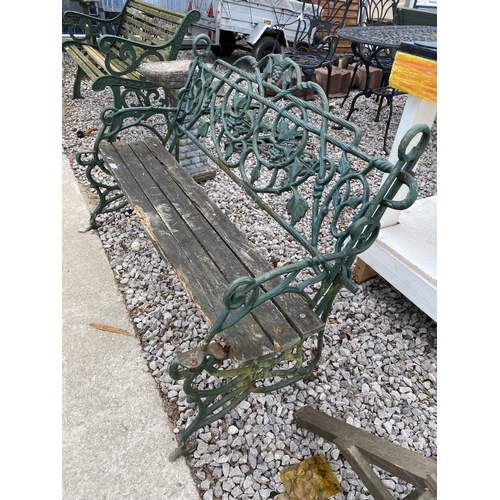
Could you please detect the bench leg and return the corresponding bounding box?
[75,150,127,230]
[168,330,324,460]
[73,66,85,100]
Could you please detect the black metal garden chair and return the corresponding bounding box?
[284,0,354,99]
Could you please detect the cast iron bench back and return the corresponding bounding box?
[140,36,427,321]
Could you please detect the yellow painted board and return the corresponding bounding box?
[389,51,437,104]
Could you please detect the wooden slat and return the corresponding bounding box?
[65,45,106,81]
[146,140,325,342]
[120,15,175,43]
[136,140,304,352]
[295,406,437,495]
[125,7,182,28]
[85,46,130,75]
[100,141,303,366]
[121,3,185,42]
[128,0,185,23]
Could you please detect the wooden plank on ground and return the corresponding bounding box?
[294,406,437,495]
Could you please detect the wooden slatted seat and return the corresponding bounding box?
[100,138,324,367]
[62,0,200,109]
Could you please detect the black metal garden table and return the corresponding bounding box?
[339,24,437,51]
[338,24,437,152]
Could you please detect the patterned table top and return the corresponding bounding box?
[338,25,437,49]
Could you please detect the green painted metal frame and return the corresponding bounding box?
[76,34,430,459]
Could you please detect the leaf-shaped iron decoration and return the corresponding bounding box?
[286,187,308,225]
[277,117,290,137]
[250,164,261,184]
[338,151,351,176]
[282,68,292,89]
[346,196,362,209]
[196,119,209,138]
[288,157,304,182]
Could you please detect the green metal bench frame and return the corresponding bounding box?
[62,0,200,109]
[76,34,430,461]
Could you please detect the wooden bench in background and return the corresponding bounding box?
[62,0,200,109]
[76,34,431,460]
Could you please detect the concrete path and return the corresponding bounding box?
[62,154,201,500]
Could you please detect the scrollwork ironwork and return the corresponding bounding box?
[81,34,431,457]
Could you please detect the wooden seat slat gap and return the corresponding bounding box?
[100,141,275,366]
[120,18,176,42]
[140,140,305,352]
[127,0,185,20]
[76,31,433,457]
[100,141,278,366]
[84,46,133,76]
[147,140,325,340]
[66,46,105,80]
[295,406,437,495]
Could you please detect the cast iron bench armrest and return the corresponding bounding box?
[96,33,186,77]
[62,10,120,43]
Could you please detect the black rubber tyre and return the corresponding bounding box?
[211,30,237,57]
[251,36,282,60]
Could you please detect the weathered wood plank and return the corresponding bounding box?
[100,140,305,366]
[146,140,325,342]
[294,406,437,496]
[139,140,304,353]
[67,44,143,83]
[120,16,175,43]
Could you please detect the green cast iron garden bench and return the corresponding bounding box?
[62,0,200,109]
[76,34,431,461]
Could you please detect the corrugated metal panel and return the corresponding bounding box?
[101,0,188,13]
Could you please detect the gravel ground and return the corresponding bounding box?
[62,49,437,500]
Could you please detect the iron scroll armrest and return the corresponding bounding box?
[195,250,364,356]
[62,10,121,44]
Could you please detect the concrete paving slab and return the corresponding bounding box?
[62,154,201,500]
